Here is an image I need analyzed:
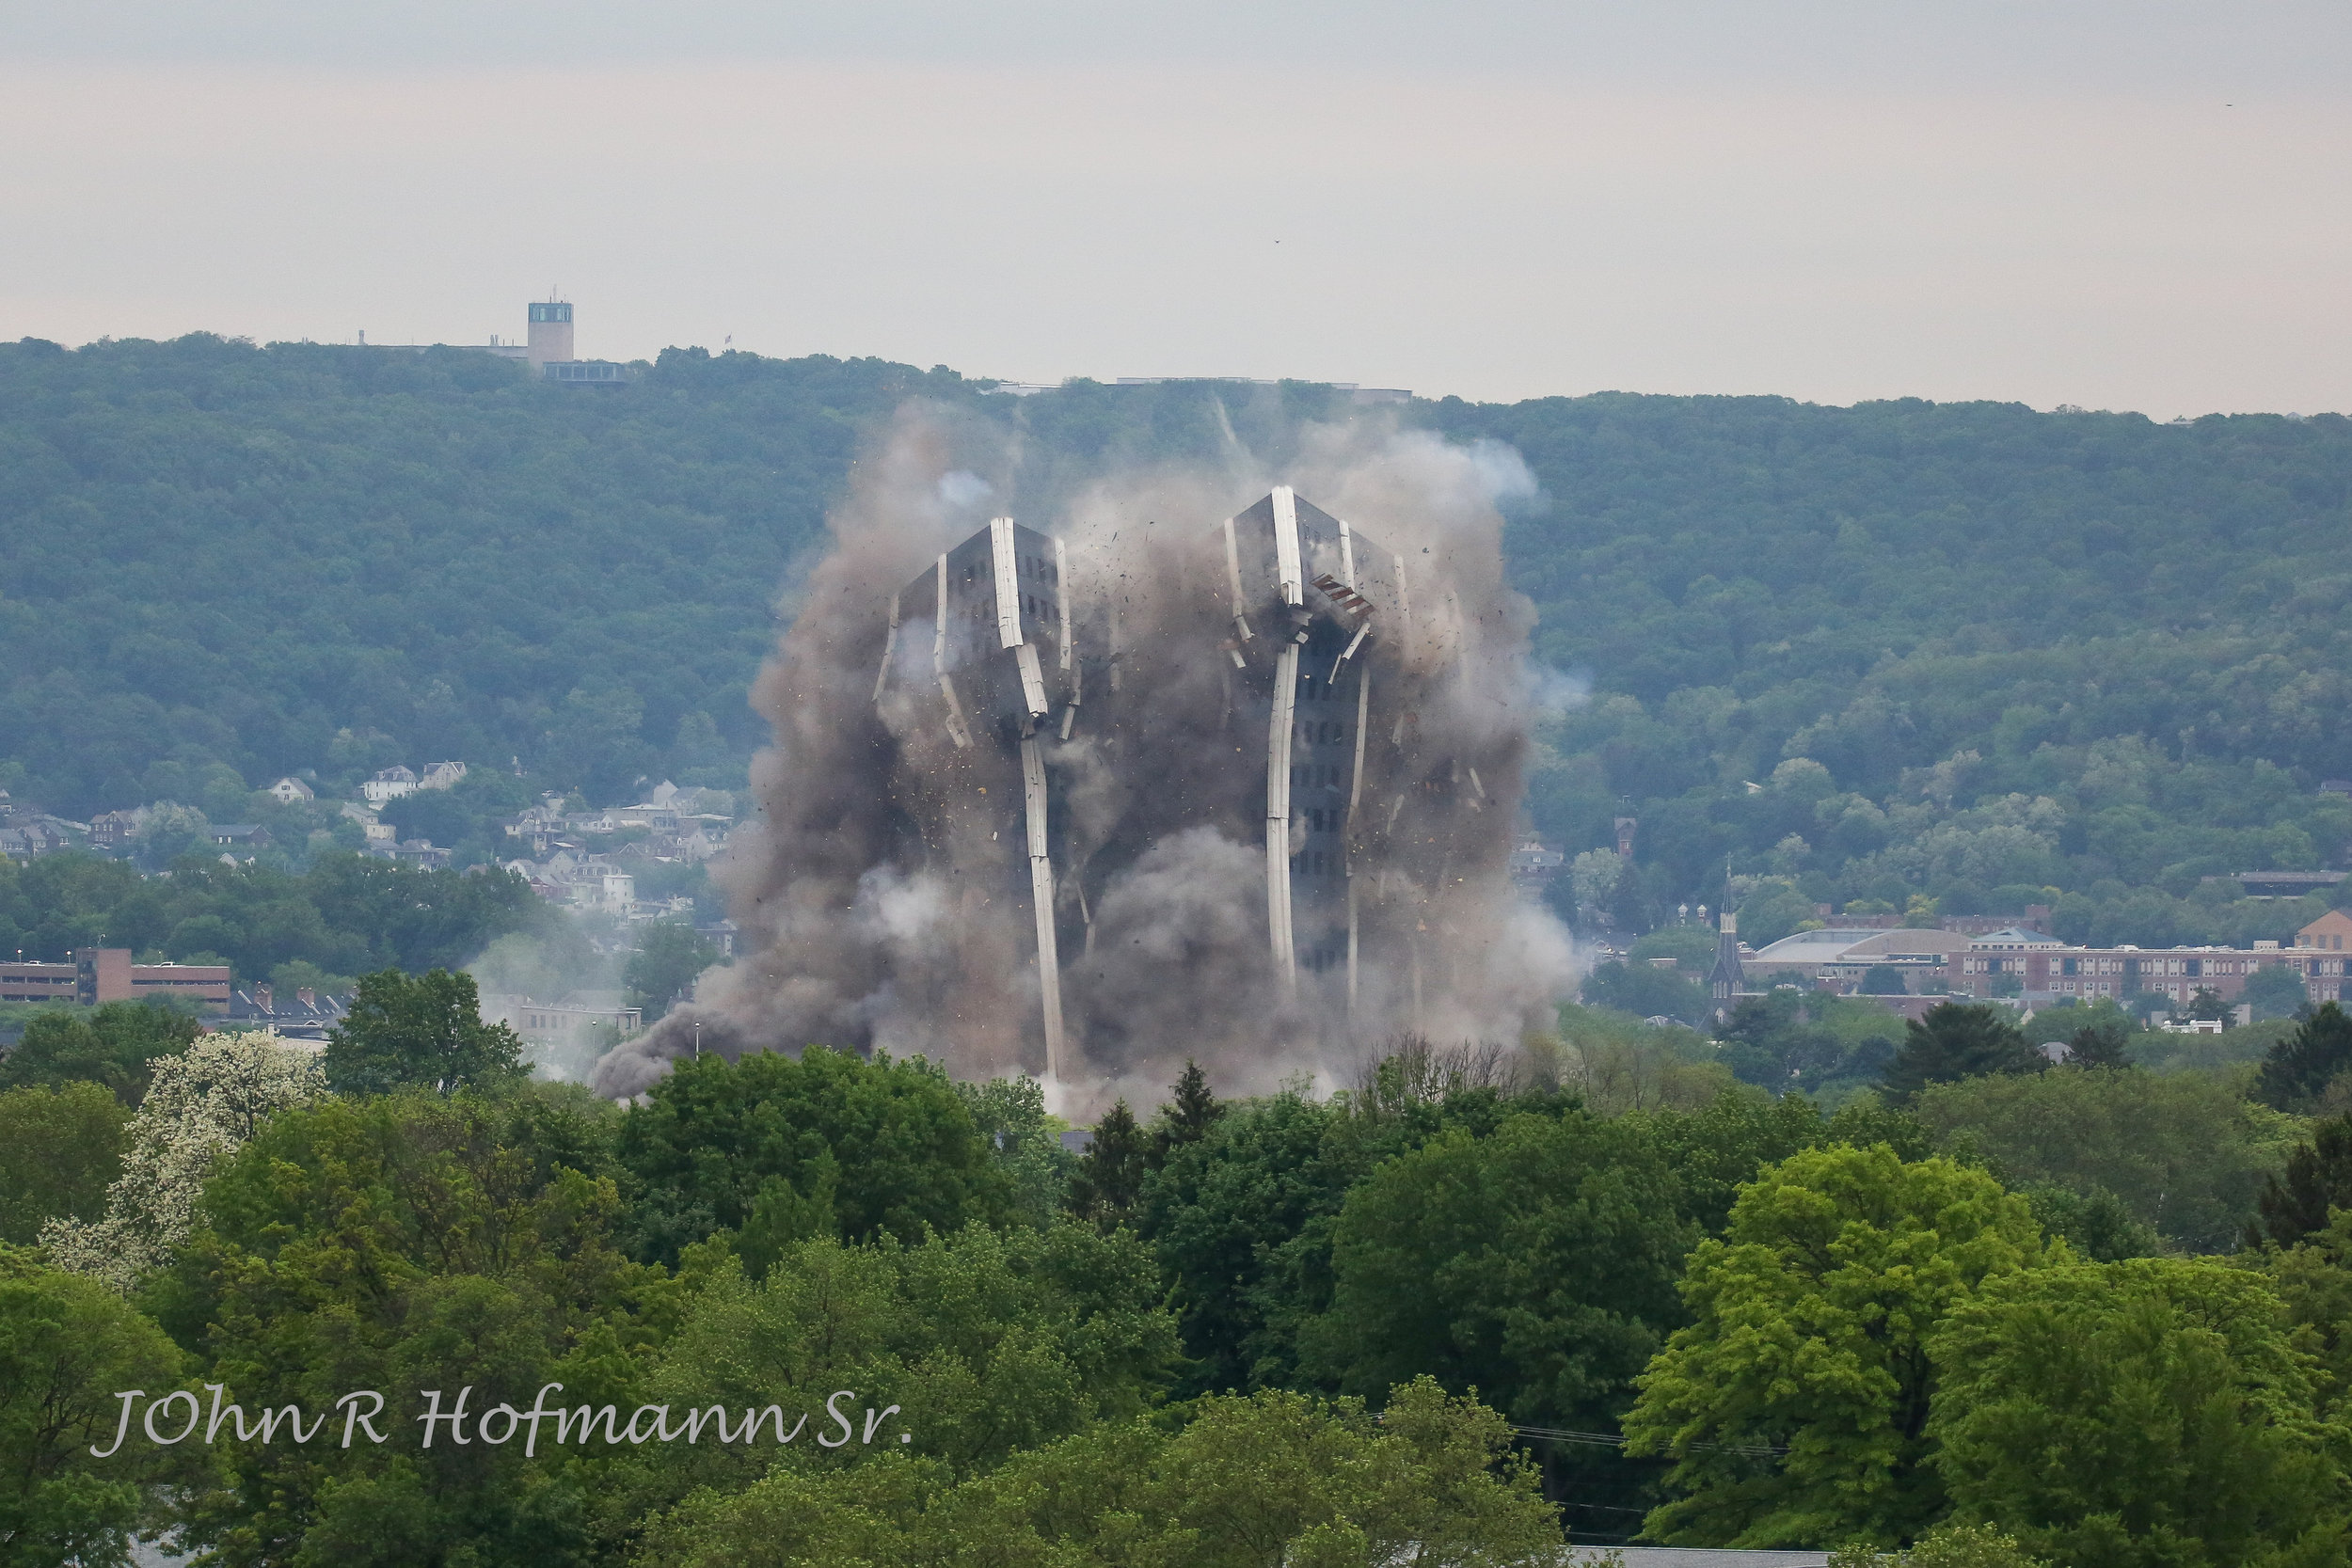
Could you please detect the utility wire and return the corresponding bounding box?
[1507,1423,1787,1459]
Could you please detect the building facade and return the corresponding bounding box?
[1745,910,2352,1009]
[0,949,230,1009]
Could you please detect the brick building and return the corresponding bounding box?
[1745,910,2352,1010]
[1957,908,2352,1007]
[0,948,230,1010]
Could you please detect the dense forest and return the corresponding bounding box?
[4,334,2350,942]
[11,1000,2352,1564]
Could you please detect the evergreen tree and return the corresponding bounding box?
[1069,1099,1148,1229]
[2063,1022,2131,1069]
[1879,1001,2042,1106]
[2254,1001,2352,1111]
[1149,1058,1224,1165]
[2250,1115,2352,1251]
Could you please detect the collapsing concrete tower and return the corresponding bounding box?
[873,486,1504,1083]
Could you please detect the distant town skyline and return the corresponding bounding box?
[4,1,2349,418]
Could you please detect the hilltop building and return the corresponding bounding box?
[366,298,631,385]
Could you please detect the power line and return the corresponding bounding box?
[1508,1423,1786,1459]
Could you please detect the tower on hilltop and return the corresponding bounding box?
[527,298,574,369]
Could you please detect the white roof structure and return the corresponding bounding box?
[1970,926,2063,950]
[1745,927,1968,971]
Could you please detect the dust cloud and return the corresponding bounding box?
[590,401,1577,1110]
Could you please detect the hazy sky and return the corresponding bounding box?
[6,2,2347,415]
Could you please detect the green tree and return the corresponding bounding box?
[0,1000,200,1105]
[1149,1056,1225,1164]
[615,1219,1182,1520]
[1860,964,1910,995]
[1880,1002,2043,1106]
[1623,1144,2049,1548]
[145,1089,659,1568]
[2255,1001,2352,1111]
[1830,1522,2052,1568]
[1300,1111,1692,1437]
[953,1073,1075,1228]
[613,1046,1012,1267]
[1930,1258,2346,1568]
[322,967,526,1096]
[0,1246,199,1568]
[623,921,720,1018]
[1639,1089,1866,1237]
[1737,881,1820,950]
[1067,1100,1147,1229]
[2258,1205,2352,1418]
[2245,964,2312,1023]
[634,1378,1557,1567]
[2250,1114,2352,1252]
[1582,958,1712,1022]
[1134,1069,1566,1400]
[1912,1066,2301,1254]
[0,1082,126,1244]
[2065,1021,2132,1069]
[2020,1183,2159,1263]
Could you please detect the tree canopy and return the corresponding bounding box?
[613,1046,1014,1267]
[1624,1143,2049,1549]
[1930,1259,2344,1568]
[1881,1002,2044,1106]
[322,967,527,1096]
[6,335,2352,941]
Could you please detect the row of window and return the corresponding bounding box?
[1973,955,2330,979]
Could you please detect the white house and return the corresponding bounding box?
[268,776,315,804]
[361,766,419,805]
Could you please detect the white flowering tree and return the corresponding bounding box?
[41,1030,328,1291]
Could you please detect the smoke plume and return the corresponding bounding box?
[591,401,1575,1108]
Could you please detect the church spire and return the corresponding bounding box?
[1708,863,1744,1017]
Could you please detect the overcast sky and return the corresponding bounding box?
[5,2,2347,416]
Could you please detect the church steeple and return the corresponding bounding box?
[1708,865,1744,1017]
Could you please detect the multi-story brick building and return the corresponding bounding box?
[1747,910,2352,1010]
[0,948,230,1010]
[1953,909,2352,1006]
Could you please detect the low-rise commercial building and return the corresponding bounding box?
[0,948,230,1009]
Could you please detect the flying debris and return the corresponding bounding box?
[591,425,1572,1114]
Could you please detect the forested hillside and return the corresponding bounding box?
[5,333,2349,941]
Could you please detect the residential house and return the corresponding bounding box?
[211,824,272,853]
[267,776,315,804]
[386,839,452,869]
[361,766,419,804]
[226,984,350,1042]
[89,807,149,847]
[1508,839,1566,891]
[420,761,469,791]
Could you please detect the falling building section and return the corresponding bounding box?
[587,417,1570,1109]
[873,487,1511,1084]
